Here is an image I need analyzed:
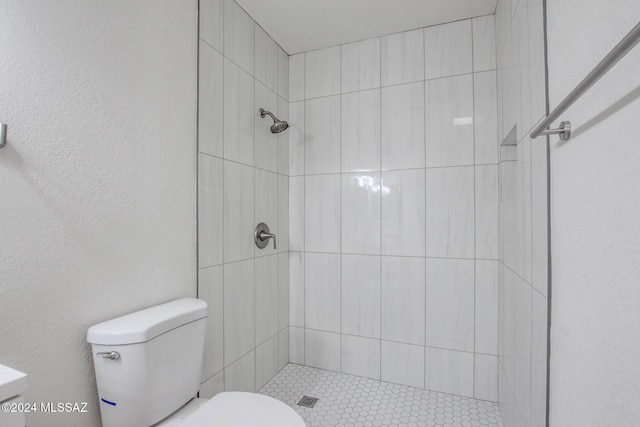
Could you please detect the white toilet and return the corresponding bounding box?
[87,298,305,427]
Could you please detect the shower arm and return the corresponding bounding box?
[259,108,277,122]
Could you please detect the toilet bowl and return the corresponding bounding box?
[87,299,305,427]
[156,392,304,427]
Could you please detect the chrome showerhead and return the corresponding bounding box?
[259,108,289,134]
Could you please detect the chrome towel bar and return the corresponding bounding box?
[530,20,640,141]
[0,123,6,148]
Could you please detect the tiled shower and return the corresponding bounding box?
[288,16,499,401]
[197,0,548,425]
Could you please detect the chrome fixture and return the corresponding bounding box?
[254,222,276,249]
[259,108,289,134]
[96,351,120,360]
[531,20,640,141]
[0,123,7,148]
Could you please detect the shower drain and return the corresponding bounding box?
[297,396,319,408]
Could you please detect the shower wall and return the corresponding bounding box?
[197,0,290,396]
[494,0,548,425]
[287,17,500,401]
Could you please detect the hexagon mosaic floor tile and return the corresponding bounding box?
[259,364,503,427]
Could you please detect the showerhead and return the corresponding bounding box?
[259,108,289,134]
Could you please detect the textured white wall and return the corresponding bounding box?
[0,1,197,426]
[547,1,640,425]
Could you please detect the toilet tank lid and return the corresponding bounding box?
[87,298,208,345]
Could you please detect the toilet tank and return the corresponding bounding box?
[87,298,208,427]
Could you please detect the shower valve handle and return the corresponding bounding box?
[254,223,277,249]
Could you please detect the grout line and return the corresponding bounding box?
[220,0,226,391]
[423,26,429,390]
[302,51,306,367]
[195,1,201,300]
[338,43,343,374]
[379,37,384,383]
[471,17,478,399]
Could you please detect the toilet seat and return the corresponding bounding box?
[181,392,306,427]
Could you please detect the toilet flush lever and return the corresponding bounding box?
[96,351,120,360]
[254,223,276,249]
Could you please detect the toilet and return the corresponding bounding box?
[87,298,305,427]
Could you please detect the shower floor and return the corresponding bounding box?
[259,364,503,427]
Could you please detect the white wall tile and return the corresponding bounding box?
[426,258,475,352]
[381,256,426,345]
[223,161,254,263]
[516,5,531,138]
[278,328,290,370]
[278,98,289,176]
[256,335,279,389]
[531,290,547,424]
[305,253,341,333]
[223,259,255,366]
[288,176,304,251]
[425,166,475,258]
[381,82,425,170]
[278,252,289,330]
[425,74,474,167]
[425,347,474,397]
[495,0,512,61]
[496,66,505,144]
[254,82,279,172]
[513,277,532,421]
[288,101,305,176]
[305,174,341,253]
[255,254,278,345]
[305,329,341,372]
[277,46,289,101]
[381,341,425,388]
[305,96,341,174]
[289,53,305,102]
[198,43,223,157]
[305,46,341,98]
[474,71,499,165]
[519,139,533,282]
[223,0,254,74]
[200,0,223,52]
[476,165,499,260]
[424,20,473,80]
[255,169,279,257]
[278,174,289,253]
[473,15,497,72]
[341,38,381,92]
[476,260,499,355]
[531,140,548,297]
[225,350,256,392]
[199,266,224,381]
[381,28,424,86]
[475,354,498,401]
[289,252,304,327]
[381,169,426,257]
[527,1,546,134]
[289,326,305,364]
[341,254,381,338]
[341,335,381,379]
[342,173,381,255]
[500,37,521,140]
[499,266,517,385]
[200,370,224,398]
[341,89,381,172]
[224,59,254,165]
[254,25,277,91]
[198,154,223,268]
